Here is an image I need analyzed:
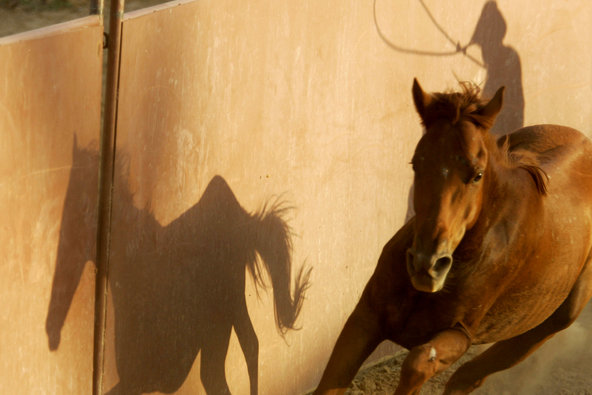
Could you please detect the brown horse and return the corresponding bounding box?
[314,79,592,394]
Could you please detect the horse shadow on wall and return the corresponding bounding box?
[45,138,311,394]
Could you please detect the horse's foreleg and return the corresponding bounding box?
[445,256,592,395]
[394,328,471,395]
[313,299,383,395]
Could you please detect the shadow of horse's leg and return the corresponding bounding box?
[445,258,592,395]
[234,297,259,395]
[395,328,471,395]
[314,297,383,395]
[200,323,232,395]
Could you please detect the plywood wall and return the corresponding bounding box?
[100,0,591,394]
[0,17,103,394]
[1,0,590,394]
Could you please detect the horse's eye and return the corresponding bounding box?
[472,172,483,183]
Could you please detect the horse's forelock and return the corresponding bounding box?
[422,82,487,130]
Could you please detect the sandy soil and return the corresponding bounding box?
[0,0,164,38]
[0,5,86,37]
[346,303,592,394]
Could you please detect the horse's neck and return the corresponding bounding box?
[460,158,543,262]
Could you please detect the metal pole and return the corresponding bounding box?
[93,0,124,392]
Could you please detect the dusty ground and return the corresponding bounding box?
[345,303,592,394]
[0,0,164,38]
[0,5,84,37]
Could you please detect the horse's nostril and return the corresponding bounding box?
[433,255,453,275]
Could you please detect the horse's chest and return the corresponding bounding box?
[383,271,575,347]
[384,296,462,348]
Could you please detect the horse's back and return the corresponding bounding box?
[504,124,592,286]
[503,125,592,192]
[502,124,592,166]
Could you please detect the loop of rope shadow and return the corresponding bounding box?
[373,0,485,68]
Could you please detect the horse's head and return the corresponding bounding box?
[406,79,504,293]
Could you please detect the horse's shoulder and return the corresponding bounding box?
[365,220,415,305]
[379,219,414,263]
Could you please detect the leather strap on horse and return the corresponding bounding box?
[452,321,474,343]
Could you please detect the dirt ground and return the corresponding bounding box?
[0,6,82,37]
[345,303,592,394]
[0,0,163,38]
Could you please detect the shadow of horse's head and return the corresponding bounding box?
[45,136,98,350]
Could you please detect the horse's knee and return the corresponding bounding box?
[397,330,471,394]
[398,345,439,389]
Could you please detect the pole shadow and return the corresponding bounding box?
[45,138,311,394]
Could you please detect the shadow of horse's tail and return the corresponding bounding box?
[249,200,311,334]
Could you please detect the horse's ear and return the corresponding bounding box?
[412,78,432,123]
[472,86,505,130]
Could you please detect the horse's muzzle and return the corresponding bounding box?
[406,248,453,293]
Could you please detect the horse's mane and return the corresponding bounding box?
[498,137,549,195]
[421,82,487,128]
[424,82,548,195]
